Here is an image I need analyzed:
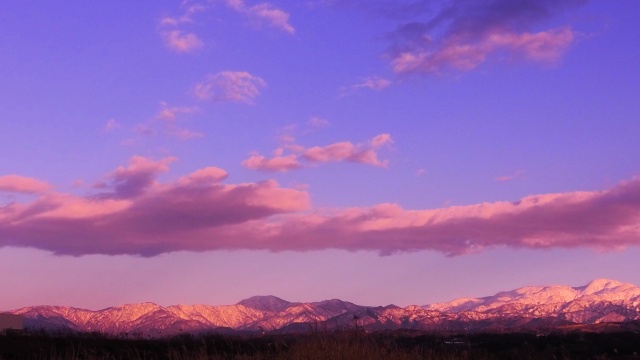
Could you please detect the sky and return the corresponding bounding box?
[1,0,639,311]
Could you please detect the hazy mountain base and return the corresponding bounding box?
[2,328,640,360]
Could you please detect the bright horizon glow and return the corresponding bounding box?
[1,0,639,311]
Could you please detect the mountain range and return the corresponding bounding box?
[6,279,640,336]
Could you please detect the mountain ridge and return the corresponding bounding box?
[7,278,640,336]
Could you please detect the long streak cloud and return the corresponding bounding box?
[1,157,639,256]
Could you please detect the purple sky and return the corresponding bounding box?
[1,0,640,310]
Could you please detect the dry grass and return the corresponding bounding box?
[1,329,639,359]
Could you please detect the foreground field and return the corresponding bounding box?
[1,330,640,359]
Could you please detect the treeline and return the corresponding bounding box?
[1,329,640,359]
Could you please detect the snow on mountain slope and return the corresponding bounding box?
[240,300,369,331]
[167,304,267,329]
[426,279,640,312]
[424,279,640,324]
[13,305,95,328]
[8,279,640,335]
[577,279,640,302]
[425,285,579,312]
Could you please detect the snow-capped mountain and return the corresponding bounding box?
[424,279,640,324]
[7,279,640,336]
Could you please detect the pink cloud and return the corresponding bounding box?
[496,170,525,182]
[387,0,584,75]
[491,27,576,62]
[242,153,303,172]
[131,103,203,141]
[221,0,295,34]
[245,3,295,34]
[150,103,203,140]
[370,133,392,147]
[177,167,228,186]
[307,117,330,129]
[160,4,206,26]
[158,1,293,54]
[97,156,176,198]
[0,158,310,256]
[161,30,204,53]
[222,0,245,12]
[193,71,267,104]
[242,133,394,172]
[2,163,640,256]
[154,103,199,122]
[158,4,207,53]
[340,76,392,96]
[393,27,575,74]
[0,175,51,194]
[246,178,640,255]
[132,123,155,136]
[302,133,393,167]
[167,127,204,140]
[325,179,639,255]
[102,119,122,133]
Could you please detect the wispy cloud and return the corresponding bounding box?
[246,3,295,34]
[131,102,203,141]
[383,0,586,75]
[242,133,393,172]
[242,152,303,172]
[160,30,204,53]
[158,0,293,52]
[220,0,295,34]
[302,133,393,167]
[102,119,122,133]
[496,170,525,182]
[160,3,206,26]
[2,161,639,256]
[0,175,51,194]
[167,127,205,140]
[194,71,267,104]
[307,117,330,129]
[154,103,199,122]
[340,76,392,96]
[158,4,206,52]
[155,103,204,140]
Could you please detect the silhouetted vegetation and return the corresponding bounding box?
[1,329,640,359]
